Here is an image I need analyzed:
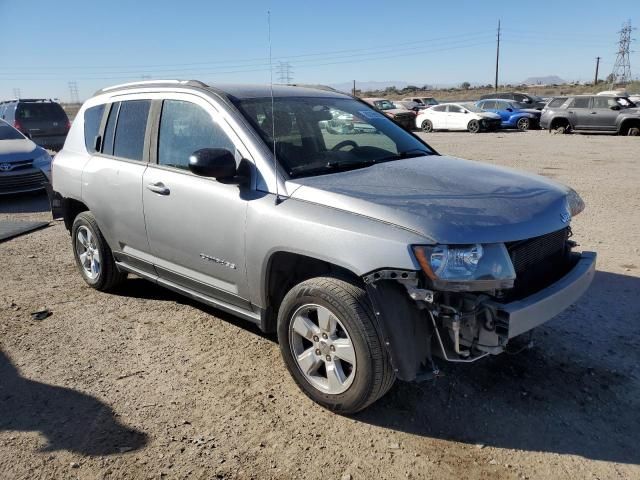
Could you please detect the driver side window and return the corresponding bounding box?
[157,100,235,170]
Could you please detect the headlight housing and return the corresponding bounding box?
[413,243,516,292]
[566,188,585,217]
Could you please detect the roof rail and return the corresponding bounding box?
[95,79,209,95]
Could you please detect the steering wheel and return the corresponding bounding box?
[331,140,358,151]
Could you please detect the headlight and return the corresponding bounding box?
[413,243,516,292]
[566,188,585,217]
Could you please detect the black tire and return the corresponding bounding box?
[516,117,530,131]
[71,211,126,291]
[421,120,433,133]
[467,119,480,133]
[627,126,640,136]
[277,276,395,414]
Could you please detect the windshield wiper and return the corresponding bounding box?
[375,149,430,162]
[291,158,376,176]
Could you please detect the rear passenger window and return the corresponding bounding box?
[158,100,235,170]
[571,97,590,108]
[481,101,495,109]
[432,105,446,112]
[113,100,151,161]
[84,104,105,152]
[548,98,567,108]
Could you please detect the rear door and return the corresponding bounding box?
[567,97,591,129]
[427,105,447,128]
[585,96,620,131]
[81,98,155,275]
[16,102,69,139]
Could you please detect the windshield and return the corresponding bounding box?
[373,100,396,111]
[462,104,484,113]
[0,121,25,140]
[232,96,434,178]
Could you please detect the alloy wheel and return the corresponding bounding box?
[75,225,101,280]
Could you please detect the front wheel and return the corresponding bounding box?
[467,119,480,133]
[277,276,395,414]
[71,211,126,291]
[421,119,433,133]
[516,117,530,131]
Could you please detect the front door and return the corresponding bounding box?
[584,96,620,131]
[142,96,251,309]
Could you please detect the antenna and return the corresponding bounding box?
[268,11,281,205]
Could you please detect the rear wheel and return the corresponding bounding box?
[626,126,640,136]
[467,119,480,133]
[516,117,530,131]
[277,276,395,414]
[71,212,126,291]
[421,120,433,133]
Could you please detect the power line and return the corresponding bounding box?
[609,20,634,87]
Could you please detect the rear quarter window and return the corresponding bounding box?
[548,97,567,108]
[83,104,105,153]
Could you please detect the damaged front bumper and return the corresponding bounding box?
[364,251,597,381]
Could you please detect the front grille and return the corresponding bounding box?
[0,171,47,193]
[504,227,572,300]
[2,160,33,171]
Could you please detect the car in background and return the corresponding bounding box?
[0,98,70,150]
[361,98,416,130]
[479,92,546,110]
[0,119,52,195]
[540,95,640,135]
[392,100,426,115]
[403,97,439,107]
[415,102,501,133]
[320,109,378,135]
[476,99,540,131]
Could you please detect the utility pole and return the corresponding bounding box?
[609,20,634,87]
[594,56,601,85]
[68,81,80,104]
[494,20,501,92]
[352,80,356,96]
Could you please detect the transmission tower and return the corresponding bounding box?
[609,20,634,87]
[12,88,21,99]
[68,81,80,103]
[276,61,293,84]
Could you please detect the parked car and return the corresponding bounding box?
[360,98,415,130]
[320,109,378,135]
[476,99,540,131]
[540,95,640,135]
[392,100,425,113]
[416,102,501,133]
[479,92,546,110]
[0,119,52,195]
[51,80,595,413]
[403,97,439,107]
[0,98,70,150]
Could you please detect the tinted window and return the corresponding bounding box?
[447,105,464,113]
[592,96,618,109]
[0,121,24,140]
[548,97,567,107]
[513,94,527,103]
[158,100,234,170]
[432,105,447,112]
[101,102,120,156]
[113,100,150,161]
[84,104,105,153]
[571,97,590,108]
[17,103,68,121]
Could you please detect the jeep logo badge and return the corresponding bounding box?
[0,163,13,172]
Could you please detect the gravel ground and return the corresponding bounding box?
[1,130,639,480]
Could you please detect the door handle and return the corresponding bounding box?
[590,111,597,114]
[146,182,170,195]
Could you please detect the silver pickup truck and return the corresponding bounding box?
[50,80,596,413]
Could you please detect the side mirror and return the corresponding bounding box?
[506,108,513,112]
[189,148,237,180]
[610,105,621,111]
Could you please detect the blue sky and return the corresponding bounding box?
[0,0,637,101]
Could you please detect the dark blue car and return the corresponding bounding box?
[476,99,540,131]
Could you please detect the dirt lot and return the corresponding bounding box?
[1,130,639,480]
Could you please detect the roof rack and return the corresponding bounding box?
[94,79,209,95]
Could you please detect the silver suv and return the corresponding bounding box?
[51,80,596,413]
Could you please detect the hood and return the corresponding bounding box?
[287,156,572,244]
[479,112,501,120]
[520,108,541,116]
[0,138,40,162]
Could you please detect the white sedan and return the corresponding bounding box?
[415,103,501,133]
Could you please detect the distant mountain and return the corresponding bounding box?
[522,75,566,85]
[330,80,411,92]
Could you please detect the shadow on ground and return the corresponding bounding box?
[0,350,148,455]
[0,191,50,215]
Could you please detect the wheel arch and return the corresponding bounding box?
[550,116,571,129]
[618,117,640,134]
[61,197,90,232]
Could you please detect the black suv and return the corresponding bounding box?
[540,95,640,136]
[479,92,546,110]
[0,99,70,150]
